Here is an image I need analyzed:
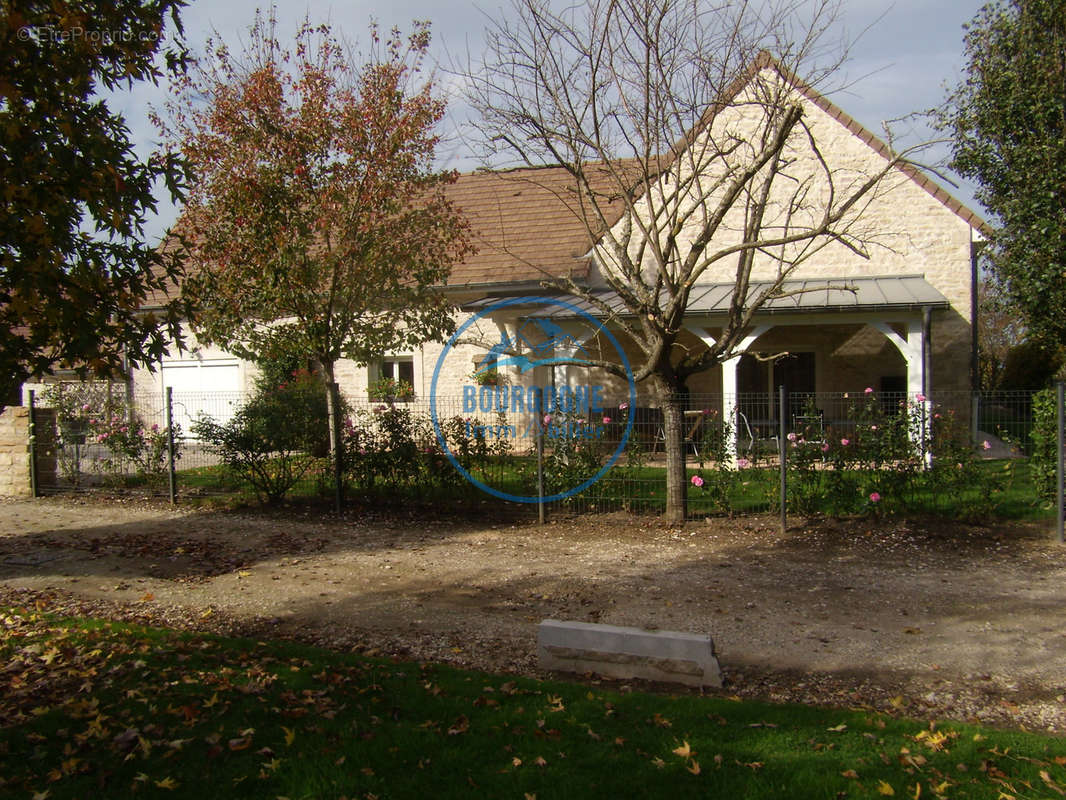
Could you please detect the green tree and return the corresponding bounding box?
[159,12,471,464]
[0,0,192,406]
[941,0,1066,349]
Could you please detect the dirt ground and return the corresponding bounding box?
[2,496,1065,732]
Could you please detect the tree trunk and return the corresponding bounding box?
[321,361,339,454]
[321,359,344,513]
[656,379,687,524]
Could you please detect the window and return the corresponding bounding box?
[380,357,414,386]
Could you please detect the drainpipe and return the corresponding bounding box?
[922,306,933,468]
[970,239,980,392]
[922,306,933,399]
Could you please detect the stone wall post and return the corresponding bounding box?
[0,405,56,496]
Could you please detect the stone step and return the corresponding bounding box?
[537,618,722,687]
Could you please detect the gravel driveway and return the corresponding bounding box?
[1,496,1064,732]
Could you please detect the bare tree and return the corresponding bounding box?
[463,0,933,521]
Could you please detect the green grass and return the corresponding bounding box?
[2,608,1065,799]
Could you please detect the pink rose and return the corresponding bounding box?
[691,475,704,487]
[869,492,881,503]
[602,416,611,424]
[736,458,750,469]
[864,387,873,394]
[840,438,850,446]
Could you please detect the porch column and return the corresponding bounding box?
[721,354,741,461]
[686,324,771,464]
[870,320,924,398]
[871,318,929,461]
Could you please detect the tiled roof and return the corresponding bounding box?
[442,164,631,287]
[147,53,986,301]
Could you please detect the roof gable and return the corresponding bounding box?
[447,53,988,290]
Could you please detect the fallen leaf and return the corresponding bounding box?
[154,777,179,790]
[673,741,693,758]
[877,780,896,796]
[686,759,701,775]
[827,723,848,733]
[1041,770,1066,796]
[447,716,469,736]
[841,770,860,779]
[282,727,295,747]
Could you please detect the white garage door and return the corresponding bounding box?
[161,360,242,433]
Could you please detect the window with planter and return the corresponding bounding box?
[368,357,415,401]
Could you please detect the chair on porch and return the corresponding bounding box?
[736,410,779,458]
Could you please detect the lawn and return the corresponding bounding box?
[2,608,1064,799]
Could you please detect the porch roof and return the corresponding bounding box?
[464,275,949,317]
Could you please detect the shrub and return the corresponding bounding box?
[1030,387,1059,504]
[784,391,1002,518]
[192,372,331,503]
[342,405,482,495]
[93,414,179,486]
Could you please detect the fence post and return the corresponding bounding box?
[28,389,38,498]
[166,386,177,504]
[971,391,980,448]
[778,385,787,535]
[1057,381,1064,544]
[537,415,545,525]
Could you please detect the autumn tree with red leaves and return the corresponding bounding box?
[159,12,471,470]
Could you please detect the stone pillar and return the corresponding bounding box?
[0,405,56,497]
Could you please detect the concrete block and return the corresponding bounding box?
[537,619,722,688]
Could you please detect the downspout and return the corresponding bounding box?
[922,305,933,468]
[970,237,980,392]
[922,306,933,399]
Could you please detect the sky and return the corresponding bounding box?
[116,0,991,243]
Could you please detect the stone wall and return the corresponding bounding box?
[0,405,56,497]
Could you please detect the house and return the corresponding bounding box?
[338,57,986,429]
[34,56,986,440]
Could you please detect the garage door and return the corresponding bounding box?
[161,360,242,433]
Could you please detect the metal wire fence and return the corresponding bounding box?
[25,383,1053,520]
